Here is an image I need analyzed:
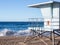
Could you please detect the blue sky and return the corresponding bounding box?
[0,0,60,21]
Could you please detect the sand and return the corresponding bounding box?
[0,36,60,45]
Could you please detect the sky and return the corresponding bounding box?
[0,0,60,21]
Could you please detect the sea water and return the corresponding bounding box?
[0,22,44,36]
[0,22,44,31]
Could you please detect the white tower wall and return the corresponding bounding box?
[40,4,52,31]
[40,3,60,31]
[52,3,60,29]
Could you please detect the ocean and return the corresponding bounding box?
[0,22,44,36]
[0,22,44,31]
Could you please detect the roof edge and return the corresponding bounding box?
[27,1,60,7]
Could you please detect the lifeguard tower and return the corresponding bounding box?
[22,1,60,45]
[28,1,60,45]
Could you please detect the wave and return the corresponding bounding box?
[0,28,60,36]
[0,28,31,36]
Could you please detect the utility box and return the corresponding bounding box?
[28,1,60,31]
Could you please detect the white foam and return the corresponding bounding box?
[0,28,14,36]
[14,29,31,36]
[0,28,31,36]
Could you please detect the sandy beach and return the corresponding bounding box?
[0,36,60,45]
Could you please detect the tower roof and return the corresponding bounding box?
[28,1,60,8]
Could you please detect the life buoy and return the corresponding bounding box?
[47,21,50,26]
